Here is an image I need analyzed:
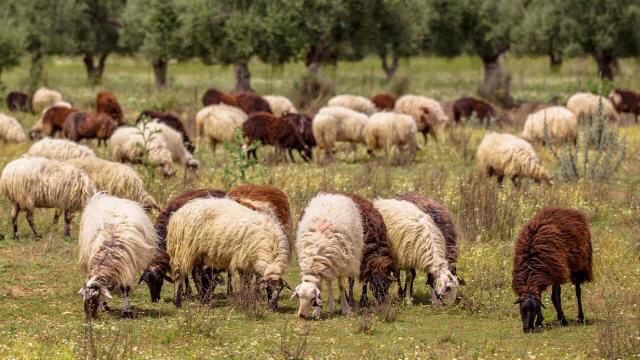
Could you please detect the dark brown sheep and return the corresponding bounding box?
[96,91,124,125]
[6,92,29,112]
[63,112,118,146]
[512,207,593,332]
[140,189,226,303]
[202,88,238,107]
[242,112,312,162]
[135,110,194,153]
[371,93,395,111]
[610,89,640,122]
[30,106,80,139]
[234,92,272,114]
[339,192,397,306]
[282,112,315,160]
[453,97,496,126]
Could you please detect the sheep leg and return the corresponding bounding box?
[327,281,335,314]
[359,282,369,307]
[52,210,60,225]
[226,272,233,297]
[121,285,133,319]
[347,277,355,307]
[511,176,521,187]
[183,274,193,298]
[575,282,584,324]
[11,204,19,240]
[551,285,568,326]
[63,210,72,237]
[406,269,416,303]
[396,270,404,298]
[338,279,352,315]
[191,267,204,302]
[173,274,184,308]
[497,175,504,186]
[26,210,41,239]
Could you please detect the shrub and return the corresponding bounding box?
[221,130,263,188]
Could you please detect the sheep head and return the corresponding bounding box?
[514,293,544,333]
[429,266,459,305]
[139,265,173,303]
[260,274,292,310]
[78,278,112,320]
[367,257,396,304]
[291,281,321,320]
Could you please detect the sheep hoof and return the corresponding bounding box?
[577,317,585,324]
[121,310,134,319]
[559,318,568,327]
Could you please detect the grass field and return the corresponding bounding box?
[0,56,639,359]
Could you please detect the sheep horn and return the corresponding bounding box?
[281,279,293,292]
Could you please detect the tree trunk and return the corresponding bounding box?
[152,58,168,89]
[479,54,514,107]
[233,62,253,93]
[549,53,562,73]
[83,53,108,84]
[27,50,44,110]
[381,54,399,81]
[593,52,614,81]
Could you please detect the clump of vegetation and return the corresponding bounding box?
[229,283,267,320]
[76,321,132,360]
[274,320,311,360]
[221,130,263,188]
[354,310,376,334]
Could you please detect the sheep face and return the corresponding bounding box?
[261,276,291,310]
[515,294,543,333]
[78,281,112,320]
[139,266,172,302]
[431,271,459,305]
[186,158,200,170]
[291,281,321,319]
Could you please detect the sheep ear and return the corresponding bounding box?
[100,287,112,299]
[163,274,174,283]
[281,279,293,292]
[138,274,146,285]
[420,107,430,114]
[78,287,86,296]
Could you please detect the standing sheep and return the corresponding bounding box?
[167,198,290,308]
[293,194,363,319]
[373,198,459,305]
[242,112,311,162]
[609,88,640,122]
[327,95,377,115]
[513,207,592,332]
[234,92,273,114]
[566,92,619,123]
[32,87,64,113]
[521,106,577,144]
[78,193,156,319]
[30,106,79,139]
[395,95,449,143]
[476,133,552,186]
[6,92,28,112]
[95,91,124,125]
[312,106,368,162]
[0,156,96,238]
[0,113,27,143]
[363,112,417,163]
[66,157,159,212]
[135,110,194,153]
[282,112,316,160]
[371,93,395,111]
[63,112,118,146]
[264,95,298,117]
[201,88,238,107]
[196,104,248,154]
[452,97,496,126]
[28,138,96,160]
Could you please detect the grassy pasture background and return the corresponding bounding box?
[0,55,639,359]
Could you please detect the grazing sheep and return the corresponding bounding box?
[135,110,194,153]
[338,193,396,306]
[609,88,640,122]
[146,122,198,169]
[167,198,289,309]
[395,95,449,143]
[140,189,226,303]
[512,207,592,332]
[373,198,459,305]
[242,112,311,162]
[312,106,368,161]
[452,97,496,126]
[363,112,417,163]
[228,184,292,240]
[328,95,377,115]
[202,88,238,107]
[95,91,124,125]
[30,106,79,139]
[371,93,395,111]
[196,104,248,154]
[264,95,297,117]
[521,106,577,144]
[293,193,363,319]
[6,91,28,112]
[0,113,27,143]
[476,133,552,186]
[63,112,118,146]
[28,138,96,160]
[234,92,272,114]
[395,193,461,302]
[78,193,156,319]
[32,87,63,113]
[66,157,158,212]
[282,112,316,159]
[566,92,619,122]
[0,156,96,238]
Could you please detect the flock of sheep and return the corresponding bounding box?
[0,84,638,332]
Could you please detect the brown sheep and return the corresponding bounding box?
[371,93,395,111]
[31,106,80,139]
[610,88,640,122]
[95,91,124,125]
[63,112,118,146]
[135,110,194,153]
[339,192,397,306]
[234,92,272,114]
[512,207,593,332]
[282,112,315,159]
[453,97,496,126]
[6,92,29,112]
[140,189,226,303]
[201,88,238,107]
[242,112,312,162]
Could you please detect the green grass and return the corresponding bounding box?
[0,56,639,359]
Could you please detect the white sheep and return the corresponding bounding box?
[566,92,619,122]
[312,106,368,161]
[363,112,417,162]
[146,122,199,169]
[32,87,64,113]
[166,197,289,308]
[67,157,159,211]
[521,106,577,144]
[327,95,377,115]
[476,132,552,186]
[263,95,298,117]
[373,198,459,305]
[394,95,449,142]
[293,193,363,319]
[196,104,248,154]
[0,156,96,238]
[78,193,156,319]
[0,113,27,143]
[27,138,96,160]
